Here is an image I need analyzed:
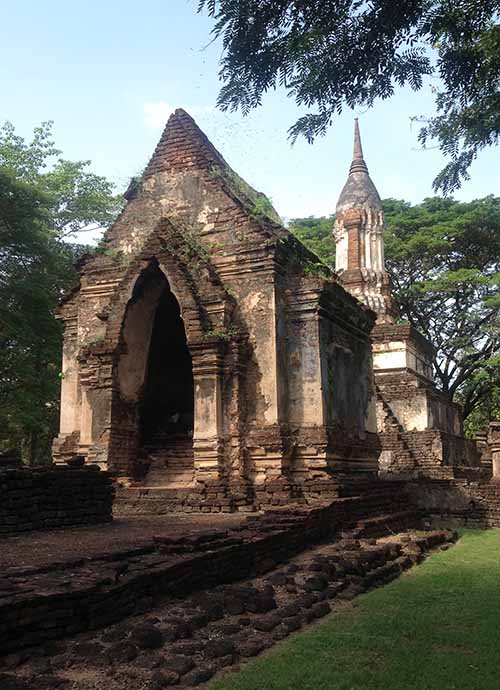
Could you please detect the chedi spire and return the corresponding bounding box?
[333,118,396,323]
[349,118,369,175]
[337,118,382,214]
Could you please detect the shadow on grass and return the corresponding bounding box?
[208,530,500,690]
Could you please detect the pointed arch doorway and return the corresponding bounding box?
[114,260,195,486]
[139,275,195,486]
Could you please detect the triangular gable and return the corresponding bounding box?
[144,108,226,177]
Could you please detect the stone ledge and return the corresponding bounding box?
[371,322,435,356]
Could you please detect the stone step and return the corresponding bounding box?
[141,436,196,489]
[148,449,194,459]
[142,472,195,488]
[148,457,194,469]
[153,531,244,554]
[353,509,421,537]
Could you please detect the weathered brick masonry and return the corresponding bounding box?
[408,479,500,528]
[0,467,113,535]
[2,106,498,690]
[371,321,482,481]
[52,108,381,510]
[0,479,418,655]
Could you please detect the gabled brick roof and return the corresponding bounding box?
[143,108,227,177]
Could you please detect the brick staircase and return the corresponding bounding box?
[140,433,195,488]
[401,430,489,481]
[377,392,419,477]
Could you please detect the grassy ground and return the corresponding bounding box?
[209,530,500,690]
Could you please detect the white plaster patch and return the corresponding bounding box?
[197,202,217,231]
[373,349,406,371]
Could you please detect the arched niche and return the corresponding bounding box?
[110,259,194,478]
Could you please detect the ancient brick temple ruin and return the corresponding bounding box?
[53,109,381,510]
[2,112,499,684]
[52,110,492,511]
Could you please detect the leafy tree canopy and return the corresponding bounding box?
[0,122,121,464]
[289,196,500,433]
[199,0,500,194]
[0,121,122,238]
[288,215,335,268]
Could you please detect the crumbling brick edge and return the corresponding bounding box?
[0,494,417,655]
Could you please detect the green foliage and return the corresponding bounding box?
[0,121,120,464]
[288,215,335,268]
[93,242,130,266]
[289,196,500,427]
[160,221,212,271]
[0,121,60,180]
[201,325,239,342]
[277,233,331,279]
[249,193,278,223]
[199,1,500,193]
[418,17,500,193]
[0,170,80,463]
[464,384,500,438]
[0,121,123,238]
[208,163,282,226]
[384,196,500,426]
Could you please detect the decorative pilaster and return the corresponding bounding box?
[488,422,500,479]
[225,335,250,482]
[76,346,114,469]
[190,341,225,481]
[52,307,81,464]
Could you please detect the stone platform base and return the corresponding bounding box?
[0,524,456,689]
[114,473,398,516]
[113,478,256,515]
[407,478,500,528]
[0,485,423,656]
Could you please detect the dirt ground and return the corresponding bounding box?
[0,514,247,569]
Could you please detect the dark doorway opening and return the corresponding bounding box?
[139,280,194,448]
[112,261,195,482]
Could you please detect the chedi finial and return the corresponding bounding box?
[349,118,369,175]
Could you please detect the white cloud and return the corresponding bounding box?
[143,101,215,129]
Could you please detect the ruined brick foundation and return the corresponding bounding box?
[0,480,422,655]
[407,478,500,528]
[0,466,113,535]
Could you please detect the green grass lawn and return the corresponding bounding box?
[209,530,500,690]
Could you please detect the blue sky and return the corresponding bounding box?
[2,0,499,232]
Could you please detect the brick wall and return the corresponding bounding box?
[0,466,114,535]
[407,479,500,528]
[347,226,360,269]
